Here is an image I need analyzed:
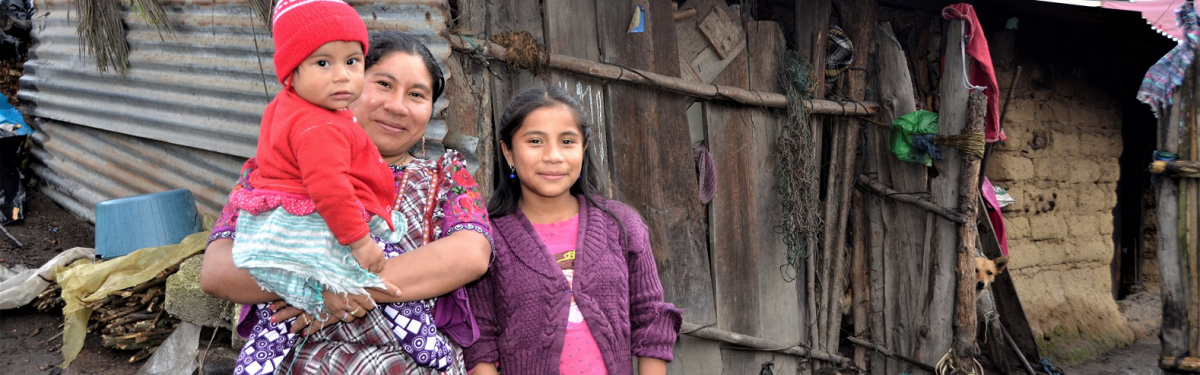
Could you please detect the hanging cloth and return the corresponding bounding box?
[942,3,1005,143]
[1133,1,1200,117]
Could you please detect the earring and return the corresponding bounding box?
[420,137,427,157]
[509,165,516,179]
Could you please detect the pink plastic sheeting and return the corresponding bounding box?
[1103,0,1186,43]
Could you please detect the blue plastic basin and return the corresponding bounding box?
[94,189,202,259]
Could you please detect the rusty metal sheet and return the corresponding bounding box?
[21,0,468,221]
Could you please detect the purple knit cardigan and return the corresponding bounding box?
[464,196,682,374]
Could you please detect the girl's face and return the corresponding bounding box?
[292,41,365,110]
[350,52,435,165]
[502,104,587,202]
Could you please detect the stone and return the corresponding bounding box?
[164,255,237,329]
[198,346,239,375]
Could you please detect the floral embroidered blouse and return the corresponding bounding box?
[209,150,492,375]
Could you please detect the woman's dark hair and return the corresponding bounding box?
[488,87,630,240]
[365,31,445,102]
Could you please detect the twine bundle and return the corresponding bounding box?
[774,50,823,281]
[933,132,985,158]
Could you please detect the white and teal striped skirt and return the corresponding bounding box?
[231,208,406,315]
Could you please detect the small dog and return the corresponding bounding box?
[975,256,1008,300]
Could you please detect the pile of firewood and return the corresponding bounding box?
[34,264,182,362]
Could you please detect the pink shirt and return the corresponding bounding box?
[531,214,609,375]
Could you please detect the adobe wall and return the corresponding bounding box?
[984,33,1135,364]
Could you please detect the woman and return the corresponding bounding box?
[200,31,492,375]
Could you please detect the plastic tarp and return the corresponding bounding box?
[55,228,209,367]
[0,247,93,309]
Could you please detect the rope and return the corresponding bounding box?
[774,50,823,282]
[934,349,984,375]
[933,132,986,158]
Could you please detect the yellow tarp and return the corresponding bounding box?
[54,217,212,368]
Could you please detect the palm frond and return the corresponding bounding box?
[75,0,128,74]
[125,0,172,39]
[249,0,273,32]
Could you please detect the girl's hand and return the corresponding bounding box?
[470,363,499,375]
[349,236,386,273]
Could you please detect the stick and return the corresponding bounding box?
[681,322,848,365]
[845,336,937,373]
[1150,160,1200,177]
[446,34,879,115]
[856,175,963,223]
[1000,321,1037,375]
[0,223,22,248]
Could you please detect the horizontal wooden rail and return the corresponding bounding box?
[1162,356,1200,372]
[1150,160,1200,177]
[681,322,848,365]
[447,34,879,116]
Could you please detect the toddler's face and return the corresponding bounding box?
[292,41,365,110]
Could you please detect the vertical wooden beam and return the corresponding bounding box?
[795,1,830,363]
[444,0,492,193]
[952,90,986,367]
[924,18,970,365]
[851,189,870,371]
[1159,85,1187,371]
[595,0,718,342]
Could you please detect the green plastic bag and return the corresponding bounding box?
[890,110,939,166]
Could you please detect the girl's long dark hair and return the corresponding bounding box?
[488,87,630,241]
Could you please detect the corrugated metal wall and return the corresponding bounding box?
[20,0,461,221]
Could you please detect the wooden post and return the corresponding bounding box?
[1150,160,1200,177]
[951,90,987,367]
[926,18,970,365]
[1158,87,1188,369]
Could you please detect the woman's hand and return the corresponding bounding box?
[270,290,379,334]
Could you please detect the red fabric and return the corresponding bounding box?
[981,178,1008,256]
[942,3,1006,142]
[248,88,396,244]
[271,0,369,84]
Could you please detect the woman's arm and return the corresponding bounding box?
[199,238,279,304]
[366,229,490,303]
[200,232,487,305]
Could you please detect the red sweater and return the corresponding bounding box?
[248,88,395,245]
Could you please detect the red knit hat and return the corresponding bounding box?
[271,0,369,85]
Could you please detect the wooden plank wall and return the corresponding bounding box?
[543,0,612,175]
[705,18,803,374]
[592,3,722,373]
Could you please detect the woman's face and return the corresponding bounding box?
[502,104,586,202]
[351,52,434,165]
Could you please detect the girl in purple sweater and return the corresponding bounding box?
[465,87,682,375]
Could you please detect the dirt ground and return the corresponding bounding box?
[0,185,141,375]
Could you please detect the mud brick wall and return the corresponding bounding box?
[983,32,1134,365]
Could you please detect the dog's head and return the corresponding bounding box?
[975,256,1008,298]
